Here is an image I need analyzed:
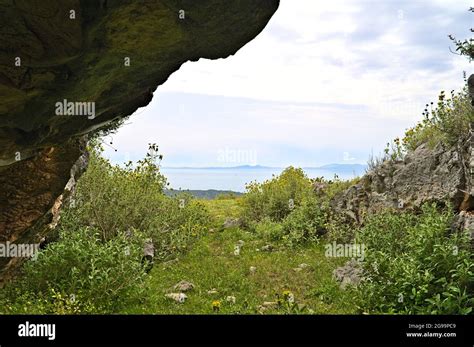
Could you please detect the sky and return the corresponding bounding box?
[104,0,473,168]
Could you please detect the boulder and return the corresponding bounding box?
[173,280,194,292]
[333,259,363,289]
[165,293,187,303]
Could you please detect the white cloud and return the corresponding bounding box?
[158,0,471,109]
[106,0,473,168]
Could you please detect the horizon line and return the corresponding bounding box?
[160,163,367,169]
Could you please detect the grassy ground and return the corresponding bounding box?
[203,197,243,223]
[124,198,357,314]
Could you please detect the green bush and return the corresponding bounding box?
[0,228,148,314]
[241,167,330,246]
[70,143,167,241]
[242,167,314,223]
[0,142,211,314]
[314,176,360,243]
[402,89,474,151]
[357,204,473,314]
[66,143,210,260]
[325,213,356,243]
[253,217,285,242]
[281,196,326,246]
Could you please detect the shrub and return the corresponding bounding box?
[241,167,330,246]
[253,217,285,242]
[242,167,314,223]
[325,213,356,243]
[357,204,473,314]
[65,143,210,260]
[249,196,328,247]
[70,143,168,241]
[402,89,474,151]
[281,195,326,246]
[147,194,210,260]
[0,142,211,314]
[0,228,148,314]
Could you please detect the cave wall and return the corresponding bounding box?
[0,0,280,164]
[0,0,280,281]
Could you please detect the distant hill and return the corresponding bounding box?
[162,165,274,170]
[164,189,243,199]
[162,164,366,171]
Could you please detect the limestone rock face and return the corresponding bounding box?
[332,77,474,226]
[0,0,280,281]
[331,138,472,224]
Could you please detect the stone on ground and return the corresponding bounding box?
[165,293,187,303]
[333,259,363,289]
[223,218,242,229]
[173,280,195,292]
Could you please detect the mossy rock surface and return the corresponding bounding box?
[0,0,279,163]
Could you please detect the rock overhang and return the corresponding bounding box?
[0,0,280,281]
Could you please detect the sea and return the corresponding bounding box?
[160,166,365,193]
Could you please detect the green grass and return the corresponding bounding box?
[123,197,357,314]
[201,198,243,225]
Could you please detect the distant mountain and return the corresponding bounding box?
[164,189,243,199]
[162,164,366,171]
[162,165,276,170]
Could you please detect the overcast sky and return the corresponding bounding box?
[104,0,472,167]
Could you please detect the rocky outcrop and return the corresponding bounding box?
[0,138,88,234]
[331,137,472,224]
[0,137,89,282]
[0,0,280,281]
[331,77,474,247]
